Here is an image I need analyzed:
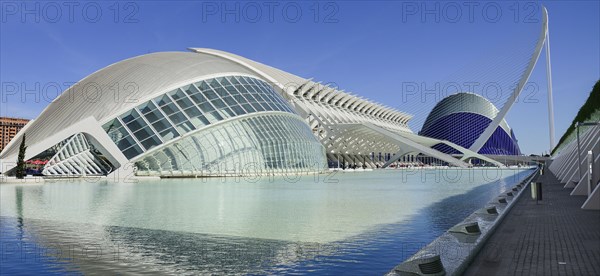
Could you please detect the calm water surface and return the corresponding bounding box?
[0,168,533,275]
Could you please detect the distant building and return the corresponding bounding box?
[0,117,30,152]
[419,93,521,156]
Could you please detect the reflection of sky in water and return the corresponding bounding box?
[0,169,533,275]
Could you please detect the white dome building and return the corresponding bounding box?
[1,49,505,178]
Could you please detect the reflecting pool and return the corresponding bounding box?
[0,168,533,275]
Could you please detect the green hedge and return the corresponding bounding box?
[551,80,600,155]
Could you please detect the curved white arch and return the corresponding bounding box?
[469,7,550,152]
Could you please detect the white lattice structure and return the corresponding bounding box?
[548,123,600,209]
[42,133,113,176]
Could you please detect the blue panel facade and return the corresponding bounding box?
[420,112,521,155]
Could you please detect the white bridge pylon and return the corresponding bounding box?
[469,6,555,154]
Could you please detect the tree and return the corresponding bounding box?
[552,80,600,154]
[15,134,27,179]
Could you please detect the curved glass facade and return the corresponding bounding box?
[135,114,326,176]
[102,75,326,175]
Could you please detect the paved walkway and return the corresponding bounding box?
[464,170,600,276]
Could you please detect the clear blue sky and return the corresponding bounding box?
[1,1,598,155]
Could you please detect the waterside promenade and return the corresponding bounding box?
[465,170,600,276]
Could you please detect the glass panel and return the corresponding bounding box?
[197,115,210,125]
[212,110,224,121]
[258,98,275,111]
[208,78,221,89]
[182,106,203,118]
[198,102,216,113]
[225,85,241,98]
[183,85,198,96]
[248,77,262,86]
[242,103,256,113]
[260,80,274,91]
[247,77,261,86]
[151,118,172,133]
[140,135,161,151]
[137,101,157,114]
[123,144,143,159]
[143,109,164,123]
[169,89,186,101]
[222,96,237,106]
[238,76,251,85]
[229,76,241,85]
[168,112,189,125]
[231,105,246,116]
[234,84,250,96]
[154,95,173,107]
[204,88,219,100]
[159,128,179,141]
[262,92,277,103]
[188,92,208,104]
[213,86,228,98]
[132,125,156,142]
[251,101,265,112]
[243,92,260,104]
[108,127,130,145]
[220,77,234,87]
[160,103,180,115]
[116,135,136,150]
[176,121,196,134]
[120,109,140,124]
[184,84,200,95]
[243,84,259,94]
[175,96,195,110]
[275,103,287,112]
[196,81,211,92]
[221,108,236,117]
[103,119,122,132]
[275,96,290,107]
[254,91,270,102]
[125,118,147,133]
[189,116,210,127]
[205,111,223,122]
[211,98,227,109]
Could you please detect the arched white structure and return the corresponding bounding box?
[0,52,328,177]
[2,48,512,177]
[470,6,555,153]
[190,48,503,168]
[549,123,600,209]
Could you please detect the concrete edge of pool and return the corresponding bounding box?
[386,168,539,276]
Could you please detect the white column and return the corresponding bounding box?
[545,14,556,152]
